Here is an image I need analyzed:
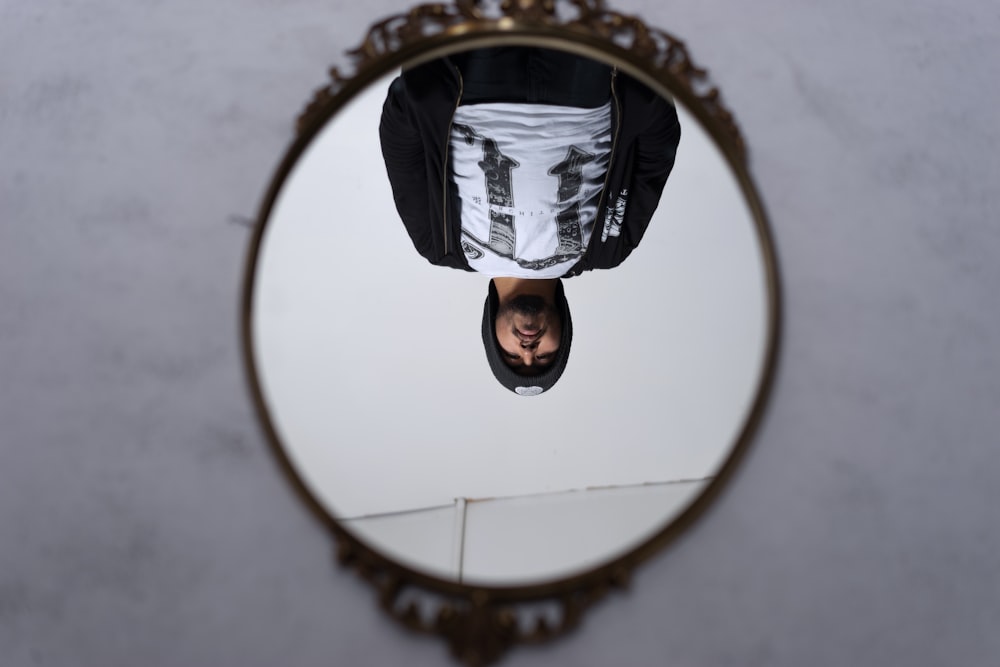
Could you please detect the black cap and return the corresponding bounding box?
[481,279,572,396]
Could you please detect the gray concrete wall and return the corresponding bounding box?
[2,0,998,665]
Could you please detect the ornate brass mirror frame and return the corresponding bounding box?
[241,0,781,664]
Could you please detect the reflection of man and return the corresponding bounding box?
[380,48,681,395]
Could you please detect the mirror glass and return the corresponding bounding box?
[249,47,770,586]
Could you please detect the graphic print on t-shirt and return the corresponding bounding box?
[450,101,612,278]
[479,137,518,258]
[549,145,596,255]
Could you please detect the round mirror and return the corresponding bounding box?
[244,5,782,655]
[246,43,774,588]
[249,47,774,586]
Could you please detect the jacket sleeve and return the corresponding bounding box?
[379,76,436,260]
[608,95,682,266]
[630,96,681,236]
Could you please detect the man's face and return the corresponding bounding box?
[494,294,561,374]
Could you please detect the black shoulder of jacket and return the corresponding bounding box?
[566,73,681,275]
[379,59,473,271]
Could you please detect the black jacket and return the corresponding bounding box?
[379,58,681,277]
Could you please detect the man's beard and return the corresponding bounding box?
[501,294,549,318]
[496,295,561,336]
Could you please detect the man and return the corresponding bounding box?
[380,48,681,395]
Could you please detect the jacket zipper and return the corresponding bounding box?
[597,67,622,219]
[442,68,464,257]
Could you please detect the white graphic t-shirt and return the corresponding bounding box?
[450,101,612,278]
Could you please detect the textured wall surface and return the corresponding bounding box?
[2,1,998,665]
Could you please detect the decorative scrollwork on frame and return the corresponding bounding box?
[296,0,745,162]
[332,525,632,666]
